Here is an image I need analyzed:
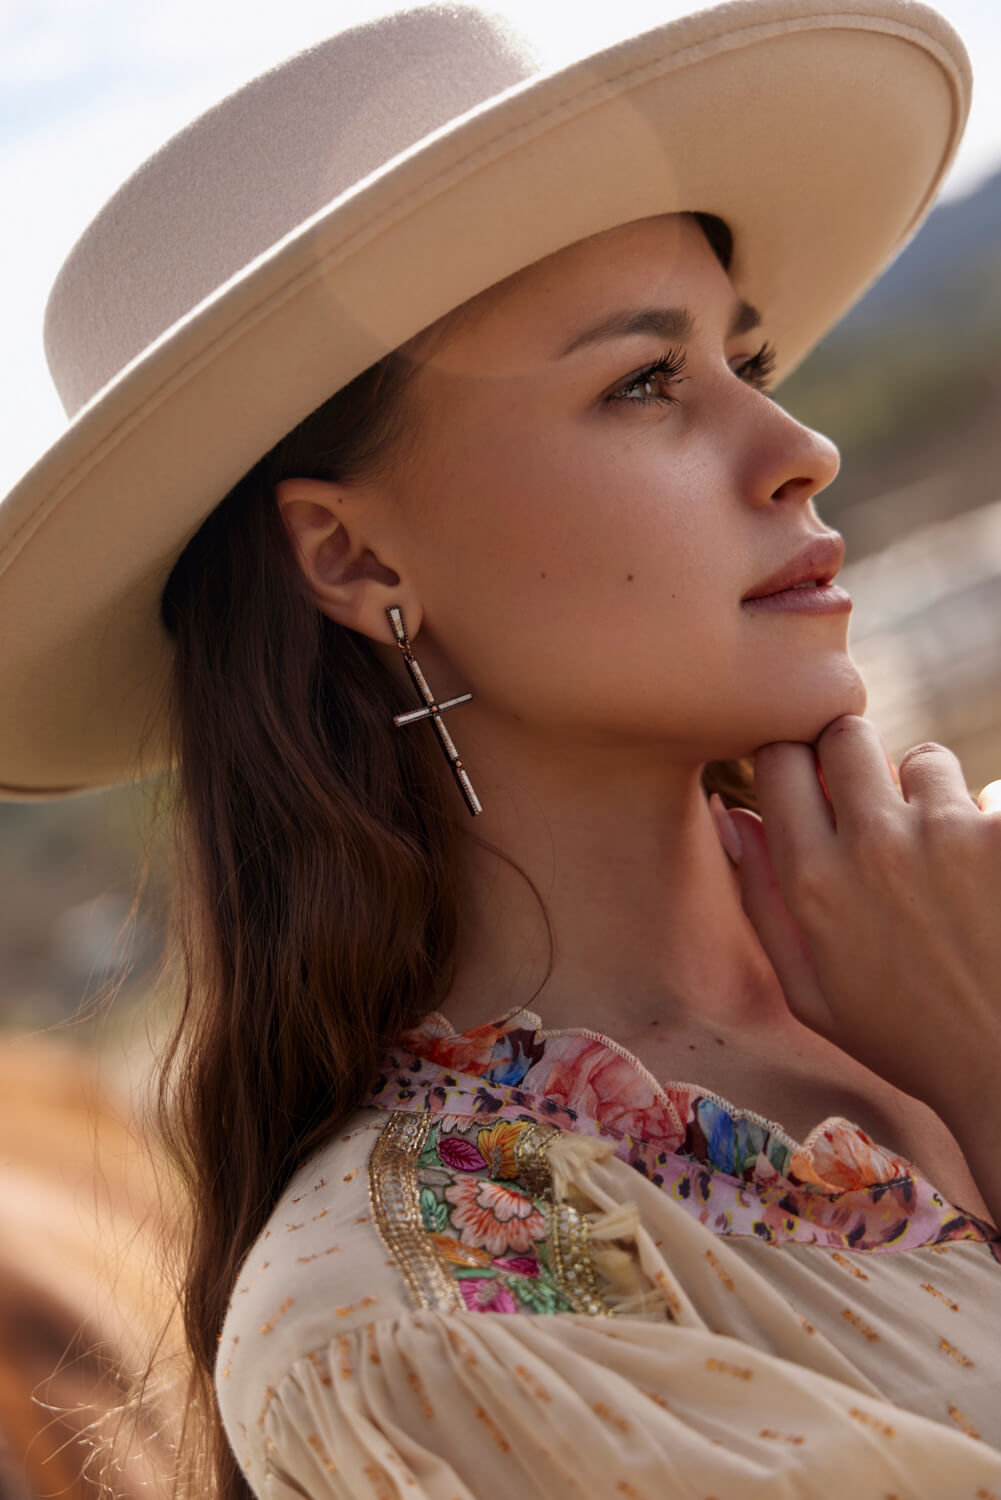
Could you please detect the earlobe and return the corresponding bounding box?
[275,476,419,646]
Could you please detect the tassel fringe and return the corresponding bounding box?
[546,1133,669,1320]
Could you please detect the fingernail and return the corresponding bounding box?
[709,792,742,865]
[978,779,1001,813]
[884,744,901,789]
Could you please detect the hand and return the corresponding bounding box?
[710,715,1001,1123]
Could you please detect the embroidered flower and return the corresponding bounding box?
[476,1121,527,1180]
[436,1112,479,1133]
[444,1175,546,1256]
[457,1275,518,1314]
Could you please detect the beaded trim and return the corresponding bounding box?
[513,1120,561,1202]
[367,1111,463,1313]
[541,1199,616,1317]
[368,1109,618,1318]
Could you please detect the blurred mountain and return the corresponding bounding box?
[840,166,1001,333]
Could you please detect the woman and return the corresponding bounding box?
[1,1,999,1497]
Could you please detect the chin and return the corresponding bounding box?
[719,656,868,757]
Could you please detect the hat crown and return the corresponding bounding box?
[43,3,543,418]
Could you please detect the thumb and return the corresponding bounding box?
[725,807,840,1044]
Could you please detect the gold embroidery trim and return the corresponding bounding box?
[368,1111,463,1313]
[542,1199,617,1317]
[369,1109,617,1318]
[515,1124,617,1317]
[514,1121,560,1200]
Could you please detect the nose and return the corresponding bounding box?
[741,395,840,511]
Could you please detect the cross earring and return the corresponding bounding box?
[386,605,482,816]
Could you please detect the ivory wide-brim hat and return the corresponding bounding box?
[0,0,971,798]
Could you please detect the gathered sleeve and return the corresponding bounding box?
[254,1307,1001,1500]
[218,1107,1001,1500]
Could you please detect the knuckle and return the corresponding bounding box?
[919,804,974,849]
[816,714,867,751]
[850,809,906,865]
[898,740,955,771]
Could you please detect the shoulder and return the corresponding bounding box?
[213,1106,614,1436]
[215,1107,408,1447]
[215,1102,675,1484]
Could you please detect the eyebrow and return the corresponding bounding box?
[555,298,762,359]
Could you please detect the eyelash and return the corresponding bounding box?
[610,340,778,406]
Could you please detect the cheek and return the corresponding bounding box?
[444,407,718,574]
[415,420,738,722]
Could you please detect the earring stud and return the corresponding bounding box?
[386,605,482,816]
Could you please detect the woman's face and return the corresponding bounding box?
[391,211,865,763]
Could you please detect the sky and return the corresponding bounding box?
[1,0,999,498]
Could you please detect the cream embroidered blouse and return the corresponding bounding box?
[216,1008,1001,1498]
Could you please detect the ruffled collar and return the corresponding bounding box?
[364,1004,1001,1258]
[390,1005,935,1195]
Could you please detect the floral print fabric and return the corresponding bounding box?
[364,1006,1001,1263]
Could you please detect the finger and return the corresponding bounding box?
[977,779,1001,814]
[708,792,742,863]
[896,740,973,810]
[813,716,899,832]
[728,810,840,1044]
[885,747,901,791]
[752,741,835,883]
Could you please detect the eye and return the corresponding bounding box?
[734,340,777,393]
[608,345,689,407]
[606,339,778,407]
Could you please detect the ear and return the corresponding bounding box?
[276,476,422,646]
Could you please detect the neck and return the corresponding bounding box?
[435,720,788,1046]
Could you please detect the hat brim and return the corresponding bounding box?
[0,0,970,796]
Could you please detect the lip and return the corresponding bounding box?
[742,533,847,603]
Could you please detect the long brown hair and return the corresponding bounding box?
[147,211,752,1500]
